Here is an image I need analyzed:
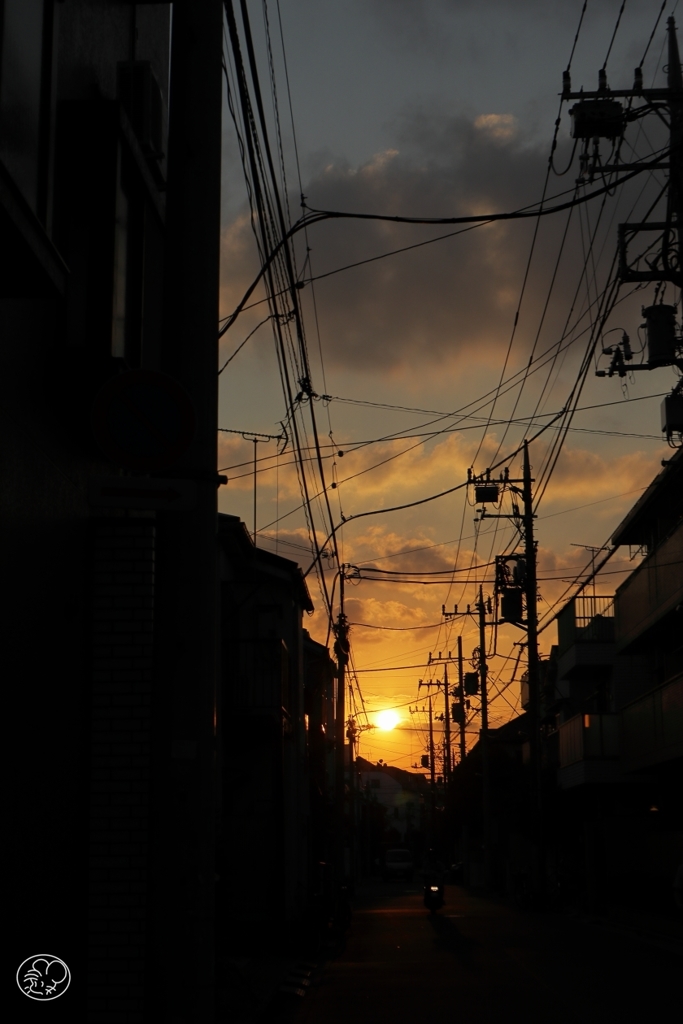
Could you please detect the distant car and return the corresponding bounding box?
[383,848,414,881]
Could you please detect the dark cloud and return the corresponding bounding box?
[293,109,572,370]
[221,99,664,376]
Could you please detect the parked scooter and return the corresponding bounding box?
[423,881,444,912]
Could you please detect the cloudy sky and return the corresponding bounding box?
[218,1,678,769]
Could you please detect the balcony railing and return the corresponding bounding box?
[557,712,621,787]
[557,595,615,655]
[559,712,620,766]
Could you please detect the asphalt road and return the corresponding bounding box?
[285,881,682,1024]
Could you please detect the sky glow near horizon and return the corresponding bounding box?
[218,1,679,771]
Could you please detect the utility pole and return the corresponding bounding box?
[149,3,224,1020]
[472,452,542,895]
[522,442,541,816]
[238,428,285,544]
[456,636,467,764]
[423,653,457,780]
[568,18,682,441]
[334,570,350,882]
[347,713,357,881]
[476,586,491,890]
[252,438,258,542]
[437,602,493,883]
[521,440,545,901]
[428,694,436,833]
[668,17,682,283]
[443,663,452,783]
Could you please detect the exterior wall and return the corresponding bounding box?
[88,517,156,1020]
[621,674,683,771]
[615,523,683,652]
[3,4,171,1019]
[217,518,315,940]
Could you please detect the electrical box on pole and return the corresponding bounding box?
[569,98,626,140]
[464,672,479,695]
[642,305,680,367]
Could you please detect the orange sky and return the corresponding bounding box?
[218,2,675,771]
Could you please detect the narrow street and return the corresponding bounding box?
[282,882,681,1024]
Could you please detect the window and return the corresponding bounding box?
[0,0,48,213]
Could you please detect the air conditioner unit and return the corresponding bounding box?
[117,61,164,161]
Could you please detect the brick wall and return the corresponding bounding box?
[88,517,155,1023]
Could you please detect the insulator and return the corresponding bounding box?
[562,70,571,96]
[642,305,679,367]
[598,69,607,92]
[570,99,625,140]
[621,332,632,361]
[633,67,643,91]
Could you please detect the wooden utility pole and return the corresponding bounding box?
[668,17,683,277]
[334,570,349,881]
[428,694,436,833]
[477,586,491,890]
[443,663,452,783]
[522,440,544,901]
[457,636,467,764]
[522,443,541,815]
[252,437,259,542]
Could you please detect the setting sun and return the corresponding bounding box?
[375,709,400,731]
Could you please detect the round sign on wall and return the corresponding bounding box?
[92,370,196,471]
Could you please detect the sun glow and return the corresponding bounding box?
[375,709,400,731]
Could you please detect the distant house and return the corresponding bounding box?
[357,757,428,840]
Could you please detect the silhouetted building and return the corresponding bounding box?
[3,5,175,1019]
[450,450,682,912]
[217,514,340,949]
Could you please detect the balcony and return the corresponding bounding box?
[557,596,615,680]
[558,712,620,788]
[621,675,683,772]
[615,524,683,652]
